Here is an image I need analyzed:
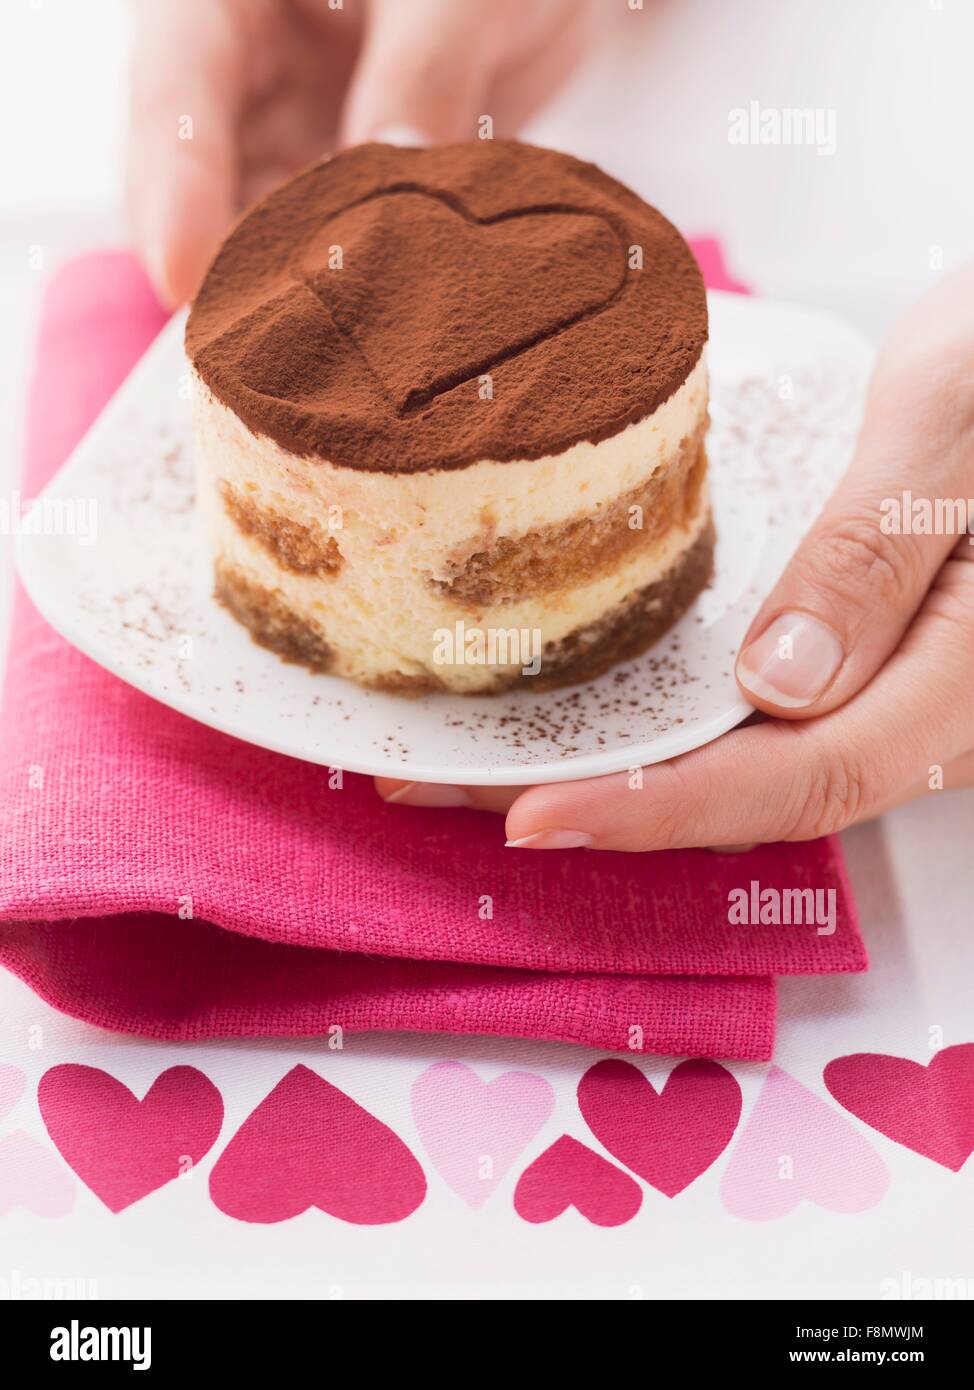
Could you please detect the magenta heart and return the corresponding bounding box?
[824,1044,974,1171]
[0,1130,75,1217]
[578,1058,741,1196]
[720,1066,889,1220]
[515,1135,642,1227]
[38,1064,223,1212]
[210,1064,425,1224]
[412,1061,554,1207]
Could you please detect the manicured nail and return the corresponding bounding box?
[505,829,594,850]
[370,124,430,148]
[383,782,470,807]
[737,612,844,709]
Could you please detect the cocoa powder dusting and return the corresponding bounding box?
[185,139,707,473]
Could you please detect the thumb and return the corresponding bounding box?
[735,365,969,719]
[340,0,493,146]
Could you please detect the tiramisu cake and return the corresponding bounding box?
[186,140,711,694]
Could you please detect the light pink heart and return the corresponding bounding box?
[412,1061,554,1207]
[720,1066,889,1220]
[0,1065,26,1122]
[0,1130,75,1218]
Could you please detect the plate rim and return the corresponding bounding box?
[13,291,874,785]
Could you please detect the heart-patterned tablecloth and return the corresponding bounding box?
[18,1047,970,1225]
[1,936,971,1299]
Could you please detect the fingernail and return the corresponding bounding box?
[505,829,594,850]
[383,782,470,807]
[370,123,431,148]
[710,843,758,855]
[737,612,844,708]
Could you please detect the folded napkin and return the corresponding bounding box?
[0,249,865,1059]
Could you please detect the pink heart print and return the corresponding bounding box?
[411,1060,554,1207]
[720,1065,889,1220]
[514,1135,642,1227]
[824,1044,974,1170]
[577,1058,742,1196]
[0,1064,26,1122]
[210,1064,426,1224]
[38,1064,224,1212]
[0,1130,75,1218]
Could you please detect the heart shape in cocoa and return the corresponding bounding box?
[304,190,625,414]
[824,1044,974,1170]
[38,1064,223,1212]
[514,1135,642,1227]
[578,1058,741,1196]
[209,1064,425,1224]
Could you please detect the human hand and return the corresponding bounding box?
[127,0,595,308]
[377,263,974,849]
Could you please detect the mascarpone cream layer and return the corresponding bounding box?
[193,358,709,690]
[193,356,706,571]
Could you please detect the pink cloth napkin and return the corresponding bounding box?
[0,248,865,1059]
